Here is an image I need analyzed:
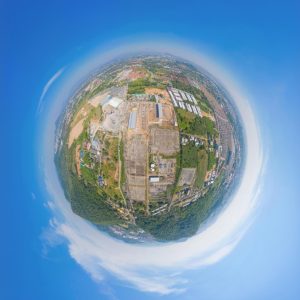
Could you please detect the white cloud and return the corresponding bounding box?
[36,67,65,115]
[39,40,264,295]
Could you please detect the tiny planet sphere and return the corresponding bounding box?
[55,54,243,242]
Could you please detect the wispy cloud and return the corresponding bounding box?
[39,41,265,295]
[36,67,65,115]
[40,218,64,258]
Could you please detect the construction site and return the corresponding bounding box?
[123,88,180,211]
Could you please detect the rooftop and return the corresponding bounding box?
[101,95,123,108]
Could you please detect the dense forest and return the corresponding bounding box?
[136,178,225,241]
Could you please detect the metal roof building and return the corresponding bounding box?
[156,103,163,119]
[149,176,160,183]
[128,111,137,129]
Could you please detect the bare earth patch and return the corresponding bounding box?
[89,92,109,107]
[178,168,196,186]
[68,119,84,148]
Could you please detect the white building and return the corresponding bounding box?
[149,176,160,183]
[101,95,123,108]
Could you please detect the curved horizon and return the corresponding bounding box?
[38,40,264,294]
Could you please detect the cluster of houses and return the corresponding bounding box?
[181,135,204,147]
[205,170,217,186]
[79,124,104,186]
[168,87,202,117]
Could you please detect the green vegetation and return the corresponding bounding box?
[136,178,225,241]
[207,151,217,170]
[89,81,115,98]
[81,165,97,185]
[149,95,156,102]
[119,139,126,187]
[181,143,208,188]
[82,151,92,165]
[134,202,146,214]
[127,77,167,94]
[55,140,122,226]
[195,149,208,188]
[168,151,182,198]
[176,108,217,137]
[100,137,123,201]
[175,109,194,131]
[198,100,211,113]
[182,143,198,168]
[128,78,154,94]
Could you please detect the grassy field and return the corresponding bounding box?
[81,166,97,185]
[119,138,126,187]
[181,143,208,188]
[195,149,208,188]
[207,151,217,170]
[181,143,198,168]
[169,151,182,198]
[128,78,153,94]
[100,137,123,202]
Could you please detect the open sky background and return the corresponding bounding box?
[1,1,300,299]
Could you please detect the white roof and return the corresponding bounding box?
[128,111,137,129]
[191,94,197,104]
[179,101,185,109]
[108,96,123,108]
[192,105,198,114]
[187,94,193,102]
[149,176,160,183]
[180,91,188,101]
[186,103,192,112]
[196,106,202,117]
[101,95,123,108]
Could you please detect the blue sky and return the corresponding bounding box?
[1,1,300,299]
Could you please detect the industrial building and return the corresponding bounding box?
[149,176,160,183]
[167,87,202,117]
[100,95,123,108]
[128,111,137,129]
[155,103,163,119]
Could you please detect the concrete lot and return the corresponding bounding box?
[123,96,180,203]
[124,134,147,202]
[149,127,180,156]
[178,168,196,186]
